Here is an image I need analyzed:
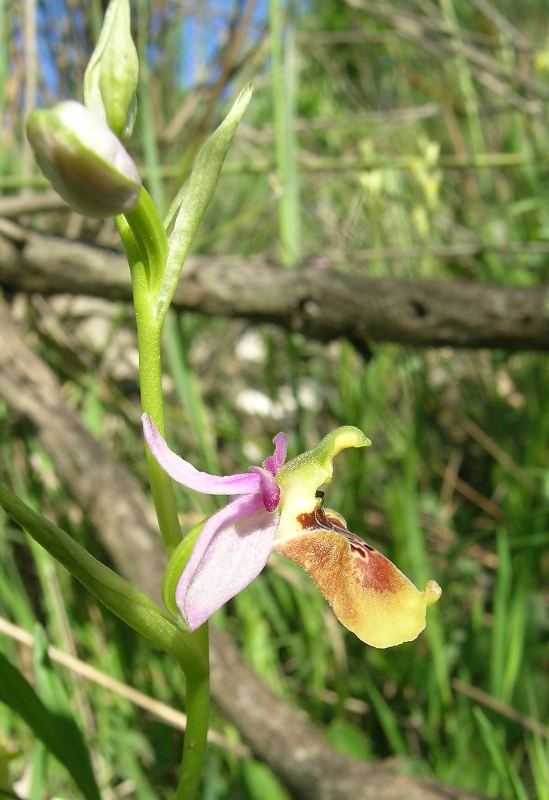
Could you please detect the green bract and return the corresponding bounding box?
[26,101,141,218]
[84,0,139,139]
[155,84,254,319]
[162,522,205,619]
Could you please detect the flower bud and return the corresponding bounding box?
[26,101,141,218]
[84,0,139,139]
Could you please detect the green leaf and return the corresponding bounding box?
[0,482,206,675]
[162,520,205,618]
[0,650,100,800]
[156,83,254,320]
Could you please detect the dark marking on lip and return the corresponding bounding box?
[296,497,374,555]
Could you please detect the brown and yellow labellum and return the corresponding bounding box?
[274,499,441,648]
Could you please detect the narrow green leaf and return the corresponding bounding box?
[157,83,253,320]
[0,482,206,674]
[364,674,408,756]
[28,741,47,800]
[0,651,100,800]
[473,707,530,800]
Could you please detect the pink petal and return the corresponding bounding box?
[142,413,259,495]
[249,466,280,512]
[263,432,288,476]
[176,493,278,630]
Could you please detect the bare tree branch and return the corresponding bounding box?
[0,295,494,800]
[0,223,547,354]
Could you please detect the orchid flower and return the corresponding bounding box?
[142,414,441,648]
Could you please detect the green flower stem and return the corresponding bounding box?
[175,624,210,800]
[137,320,182,557]
[123,187,168,301]
[117,192,210,800]
[132,275,210,800]
[116,203,181,558]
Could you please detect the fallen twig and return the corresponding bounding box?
[0,223,547,355]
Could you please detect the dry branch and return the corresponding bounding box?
[0,223,548,354]
[0,295,494,800]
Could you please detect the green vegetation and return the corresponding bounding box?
[0,0,549,798]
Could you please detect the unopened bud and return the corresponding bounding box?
[84,0,139,139]
[26,101,141,218]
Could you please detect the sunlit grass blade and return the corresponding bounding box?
[163,310,220,476]
[28,741,47,800]
[136,0,164,214]
[269,0,300,266]
[242,759,290,800]
[527,734,549,800]
[363,673,408,757]
[473,706,529,800]
[491,528,512,701]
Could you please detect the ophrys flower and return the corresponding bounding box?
[143,414,441,648]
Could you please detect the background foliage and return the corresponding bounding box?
[1,0,549,798]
